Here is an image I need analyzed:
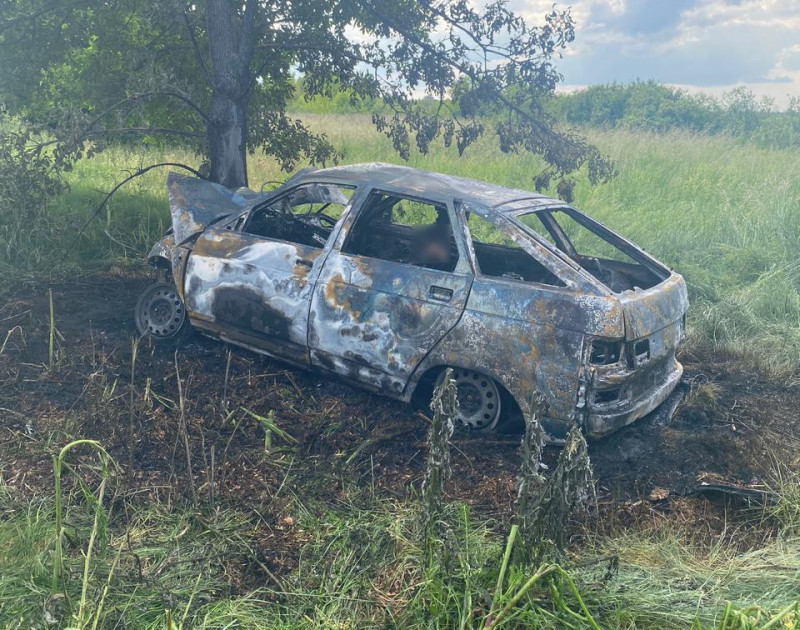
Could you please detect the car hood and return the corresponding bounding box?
[617,273,688,339]
[168,172,265,245]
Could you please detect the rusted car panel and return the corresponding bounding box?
[144,162,688,438]
[407,289,587,433]
[617,275,688,339]
[310,250,473,395]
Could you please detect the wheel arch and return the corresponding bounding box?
[146,232,190,299]
[149,254,171,272]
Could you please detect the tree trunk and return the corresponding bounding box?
[205,0,256,189]
[208,93,248,189]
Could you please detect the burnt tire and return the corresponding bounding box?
[134,282,191,343]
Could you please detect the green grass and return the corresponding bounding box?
[1,477,799,629]
[7,114,797,377]
[583,524,800,629]
[0,487,268,629]
[2,342,800,629]
[2,115,800,627]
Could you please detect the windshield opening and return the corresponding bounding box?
[516,208,667,292]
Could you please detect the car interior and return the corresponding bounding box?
[342,193,459,272]
[242,183,353,249]
[238,183,663,292]
[471,241,566,286]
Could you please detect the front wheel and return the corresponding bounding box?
[134,282,190,343]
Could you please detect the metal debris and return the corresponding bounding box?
[693,473,779,505]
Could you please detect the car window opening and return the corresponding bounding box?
[343,192,459,272]
[243,183,355,248]
[466,213,565,287]
[517,209,666,292]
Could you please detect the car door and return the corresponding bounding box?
[309,188,473,395]
[183,182,355,366]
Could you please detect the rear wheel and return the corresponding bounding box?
[435,368,502,432]
[134,282,190,343]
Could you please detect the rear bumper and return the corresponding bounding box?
[584,358,683,438]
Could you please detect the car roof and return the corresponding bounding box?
[294,162,562,213]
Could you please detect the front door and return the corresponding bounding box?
[184,182,354,366]
[310,190,472,395]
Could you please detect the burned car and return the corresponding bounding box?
[136,164,687,438]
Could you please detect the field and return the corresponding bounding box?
[1,115,799,628]
[19,114,800,378]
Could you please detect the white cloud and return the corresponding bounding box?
[521,0,800,107]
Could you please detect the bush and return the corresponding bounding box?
[551,82,800,150]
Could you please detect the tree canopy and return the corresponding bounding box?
[0,0,614,190]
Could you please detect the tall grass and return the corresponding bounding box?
[0,485,264,629]
[3,120,799,626]
[582,523,800,629]
[13,114,798,376]
[1,449,799,629]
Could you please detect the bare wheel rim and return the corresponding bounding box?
[437,368,502,431]
[136,284,185,339]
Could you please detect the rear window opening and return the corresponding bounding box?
[516,209,667,293]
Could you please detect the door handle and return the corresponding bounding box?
[296,257,314,268]
[428,285,453,302]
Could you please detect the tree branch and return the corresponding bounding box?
[85,127,206,139]
[246,42,366,97]
[78,91,209,141]
[355,1,582,154]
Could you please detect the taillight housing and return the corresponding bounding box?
[589,339,623,365]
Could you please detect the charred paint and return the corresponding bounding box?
[210,285,291,340]
[145,164,689,439]
[181,227,325,364]
[309,249,472,388]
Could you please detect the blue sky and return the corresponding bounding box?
[515,0,800,107]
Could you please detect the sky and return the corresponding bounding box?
[514,0,800,108]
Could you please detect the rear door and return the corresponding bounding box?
[184,183,354,366]
[309,189,472,395]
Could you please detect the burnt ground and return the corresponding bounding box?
[1,271,799,575]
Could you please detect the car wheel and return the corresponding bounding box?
[134,282,190,343]
[436,368,502,432]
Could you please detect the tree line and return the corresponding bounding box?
[290,79,800,151]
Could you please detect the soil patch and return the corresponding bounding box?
[1,272,798,575]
